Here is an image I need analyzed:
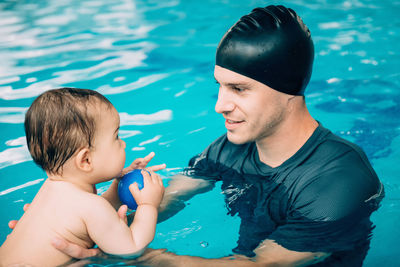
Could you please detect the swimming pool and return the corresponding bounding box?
[0,0,399,265]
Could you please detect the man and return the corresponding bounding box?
[145,6,382,266]
[10,5,383,266]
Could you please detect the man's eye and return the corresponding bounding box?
[233,86,244,92]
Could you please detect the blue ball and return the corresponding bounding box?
[118,169,144,210]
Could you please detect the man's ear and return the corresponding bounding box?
[75,147,93,172]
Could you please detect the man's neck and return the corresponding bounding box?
[255,108,318,168]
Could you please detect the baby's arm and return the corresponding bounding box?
[102,152,165,210]
[101,178,121,210]
[84,170,164,256]
[127,171,165,249]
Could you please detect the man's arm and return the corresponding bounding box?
[157,174,215,222]
[136,239,329,267]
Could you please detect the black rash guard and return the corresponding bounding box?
[184,124,384,266]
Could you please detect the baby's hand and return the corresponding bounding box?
[129,170,165,208]
[122,152,166,177]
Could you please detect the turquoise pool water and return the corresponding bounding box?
[0,0,399,266]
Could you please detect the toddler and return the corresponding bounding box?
[0,88,164,266]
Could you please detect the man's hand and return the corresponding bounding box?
[134,248,175,266]
[8,203,30,230]
[133,248,252,267]
[50,237,101,259]
[50,204,128,259]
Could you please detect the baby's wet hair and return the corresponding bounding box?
[24,87,113,174]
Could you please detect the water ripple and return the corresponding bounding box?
[0,136,30,170]
[0,0,159,100]
[0,107,28,124]
[120,110,172,126]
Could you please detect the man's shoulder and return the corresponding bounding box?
[323,129,363,152]
[294,126,381,196]
[316,129,374,170]
[291,125,374,178]
[296,128,382,204]
[289,129,383,221]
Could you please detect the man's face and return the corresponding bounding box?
[214,65,290,145]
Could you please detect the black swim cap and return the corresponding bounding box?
[216,5,314,96]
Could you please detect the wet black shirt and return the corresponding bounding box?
[185,124,384,266]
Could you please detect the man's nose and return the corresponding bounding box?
[215,87,235,114]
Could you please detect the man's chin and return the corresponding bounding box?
[226,132,249,145]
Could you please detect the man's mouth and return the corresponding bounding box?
[225,119,244,130]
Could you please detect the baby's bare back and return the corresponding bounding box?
[0,180,95,266]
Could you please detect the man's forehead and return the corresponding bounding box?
[214,65,255,85]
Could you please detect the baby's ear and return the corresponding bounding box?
[75,147,93,172]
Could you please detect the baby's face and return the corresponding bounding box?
[91,104,126,181]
